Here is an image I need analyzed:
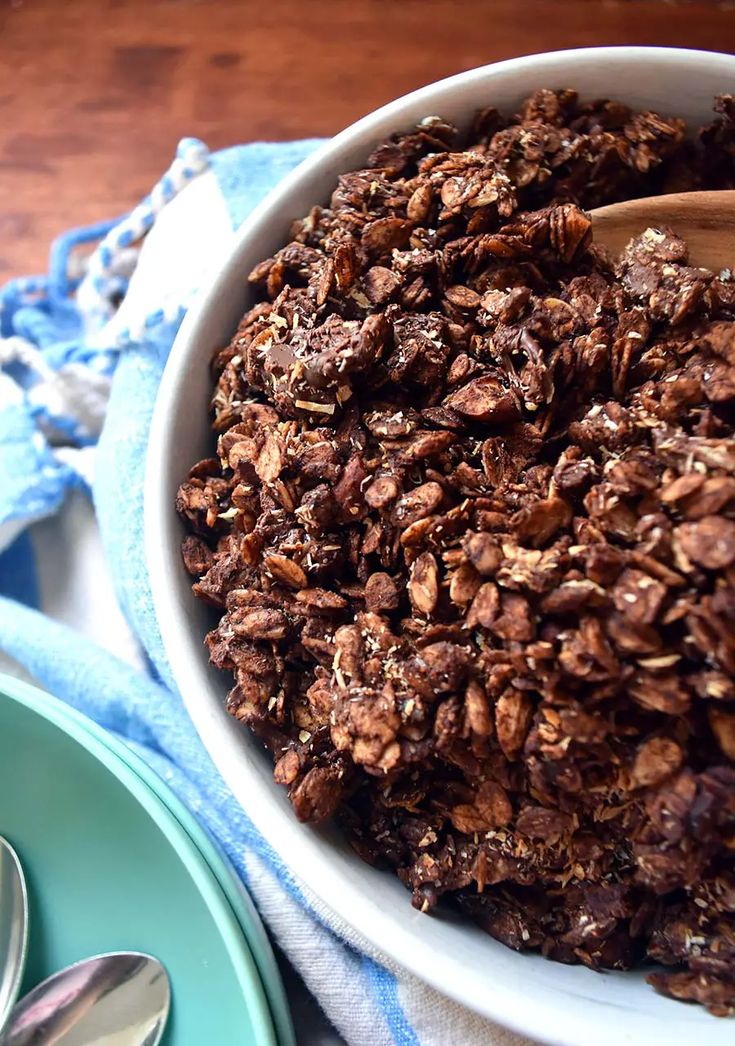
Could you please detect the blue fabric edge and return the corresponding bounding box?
[364,956,420,1046]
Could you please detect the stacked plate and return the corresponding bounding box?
[0,673,294,1046]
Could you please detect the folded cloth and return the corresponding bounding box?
[0,138,532,1046]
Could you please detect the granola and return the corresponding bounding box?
[178,89,735,1013]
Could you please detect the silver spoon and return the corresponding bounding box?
[2,952,170,1046]
[0,838,28,1037]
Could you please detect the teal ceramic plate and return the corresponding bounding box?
[0,675,279,1046]
[82,712,295,1046]
[1,677,295,1046]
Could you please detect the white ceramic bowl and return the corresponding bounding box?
[146,47,735,1045]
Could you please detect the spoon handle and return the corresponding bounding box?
[0,839,28,1039]
[591,189,735,271]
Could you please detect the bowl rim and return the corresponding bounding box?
[146,46,735,1044]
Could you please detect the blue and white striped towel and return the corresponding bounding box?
[0,137,531,1046]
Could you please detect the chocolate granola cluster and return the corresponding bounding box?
[177,90,735,1012]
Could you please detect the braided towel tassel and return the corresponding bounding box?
[0,137,211,551]
[76,136,210,333]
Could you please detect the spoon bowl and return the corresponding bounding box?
[591,189,735,269]
[0,837,28,1037]
[3,952,170,1046]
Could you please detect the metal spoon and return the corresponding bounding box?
[591,189,735,270]
[2,952,169,1046]
[0,838,28,1037]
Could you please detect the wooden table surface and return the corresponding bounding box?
[2,0,735,279]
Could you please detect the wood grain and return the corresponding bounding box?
[1,0,735,278]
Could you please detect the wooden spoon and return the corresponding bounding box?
[591,189,735,271]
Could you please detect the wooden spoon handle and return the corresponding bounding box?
[591,189,735,271]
